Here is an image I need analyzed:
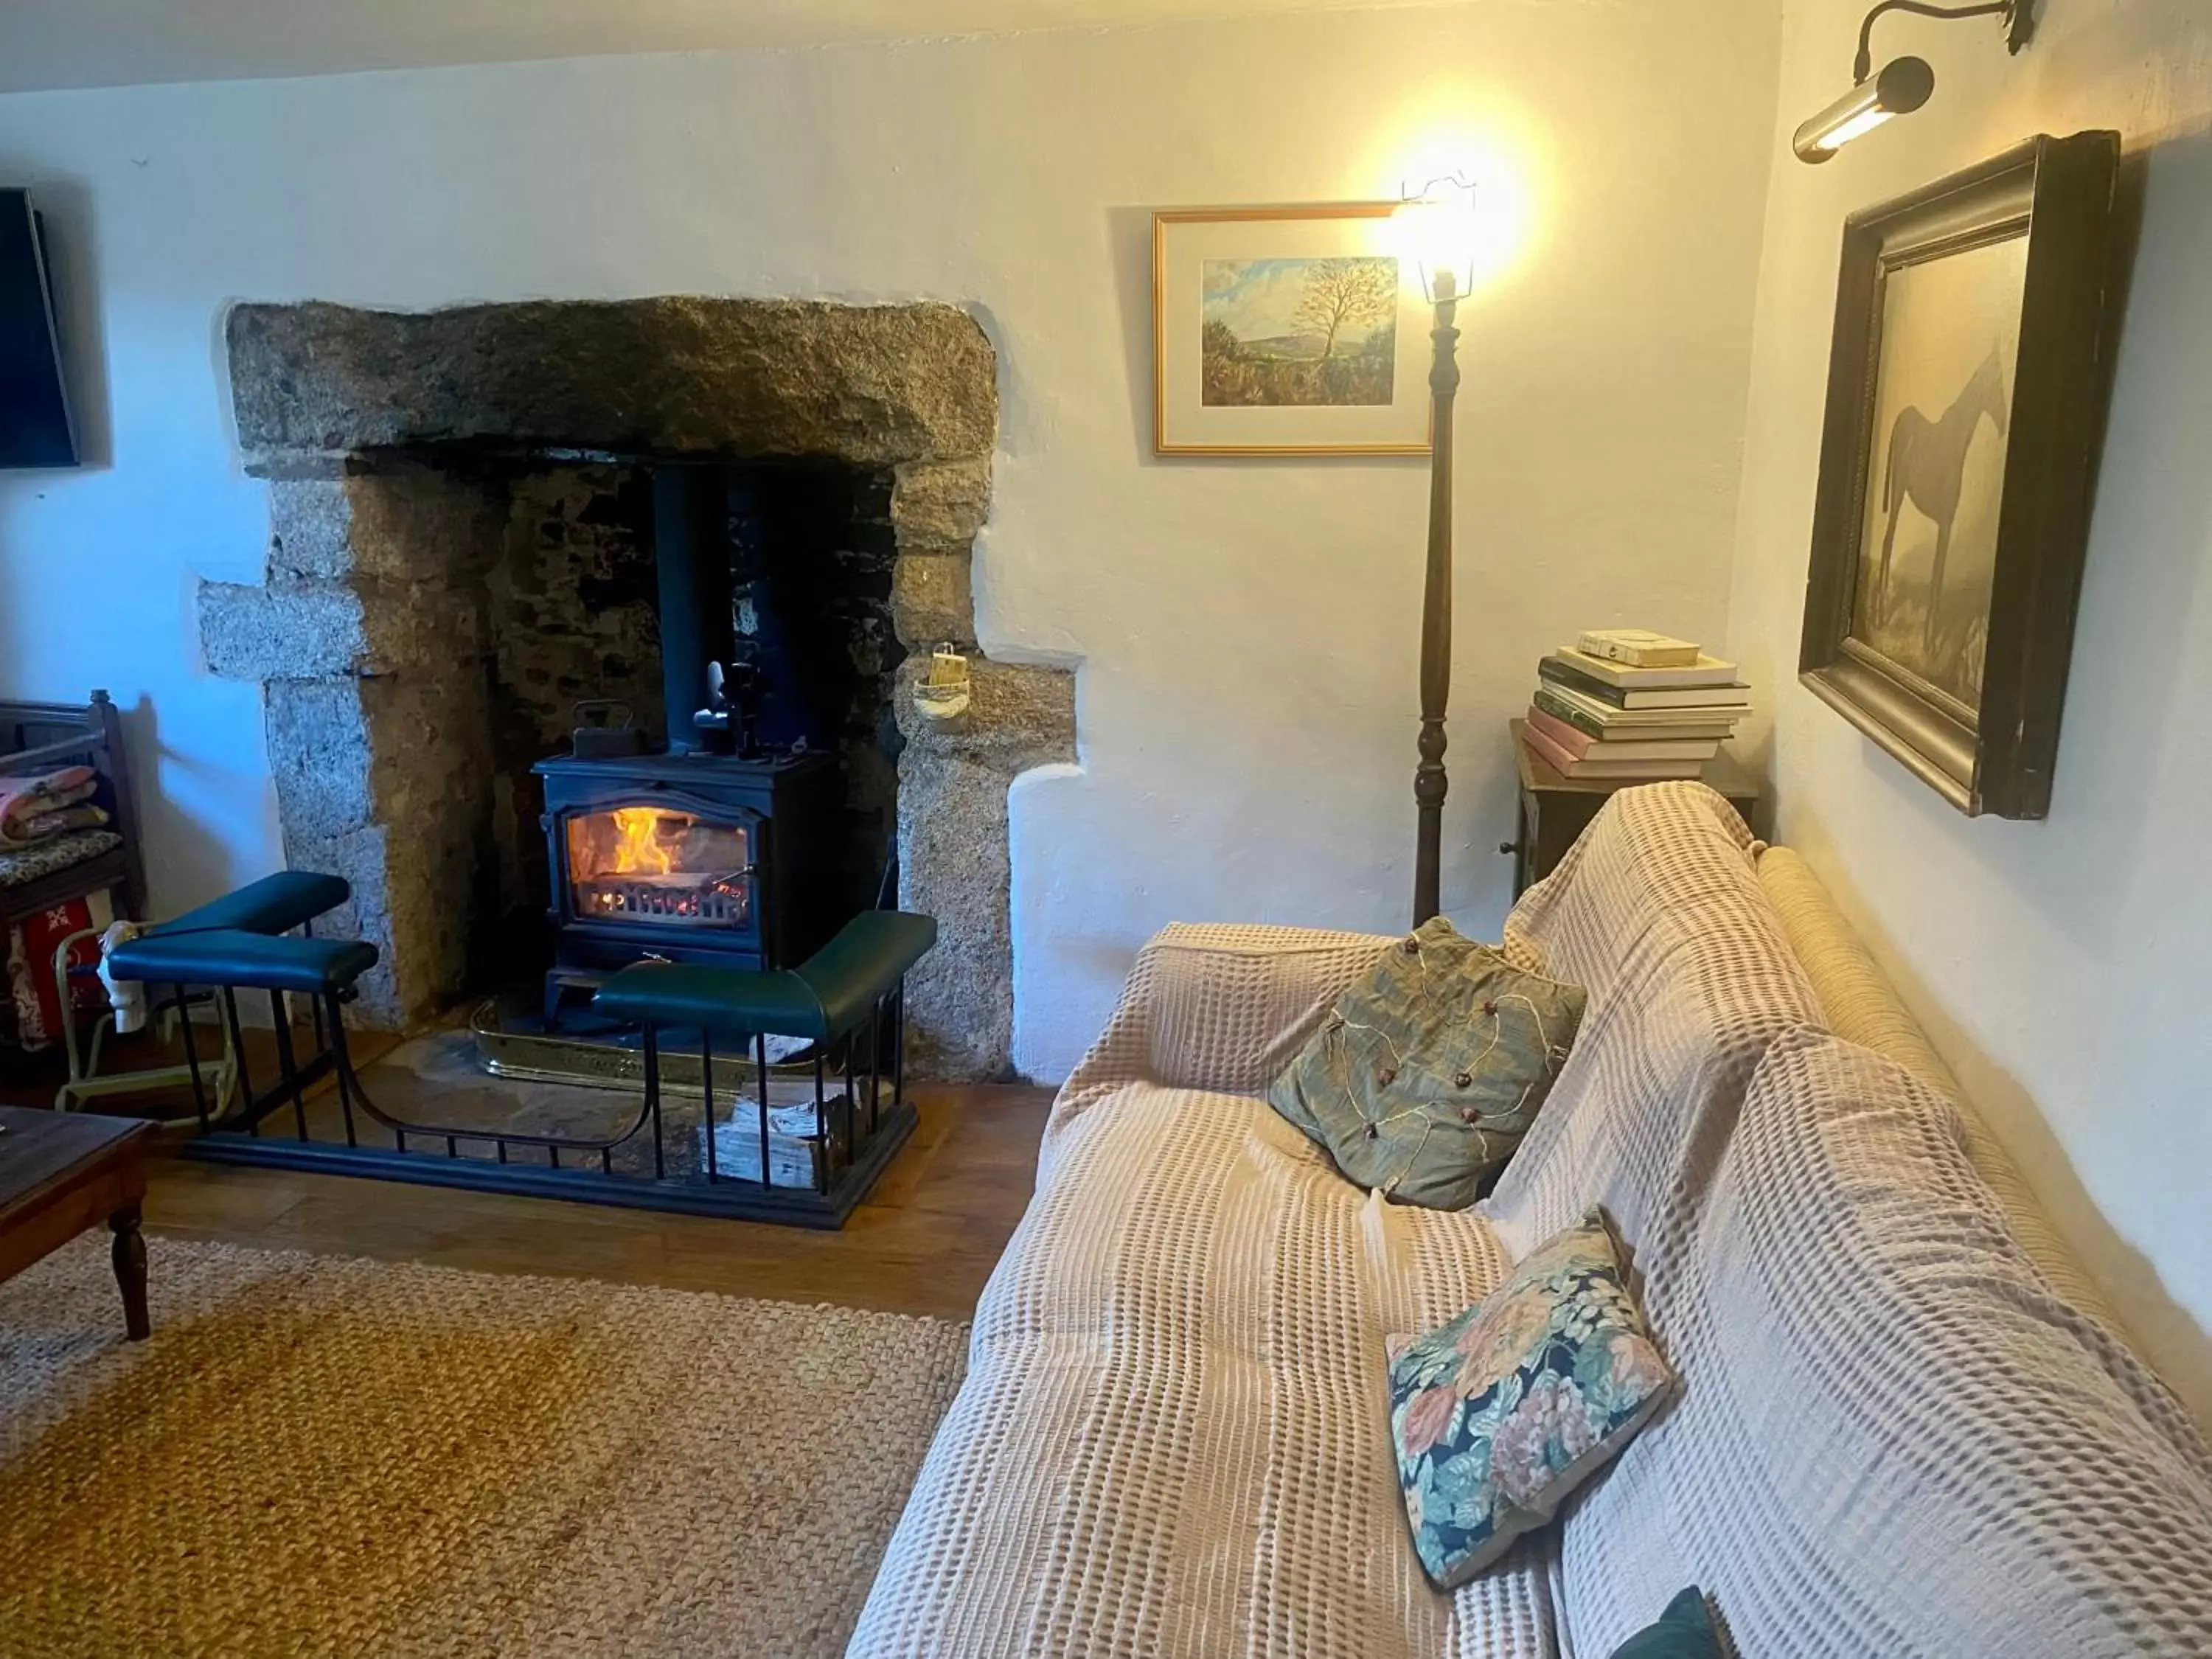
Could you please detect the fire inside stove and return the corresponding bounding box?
[566,806,753,928]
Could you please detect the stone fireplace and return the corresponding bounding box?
[198,299,1074,1080]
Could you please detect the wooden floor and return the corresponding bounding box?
[2,1033,1051,1322]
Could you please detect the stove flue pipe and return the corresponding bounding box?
[647,463,736,756]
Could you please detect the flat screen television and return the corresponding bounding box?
[0,189,78,469]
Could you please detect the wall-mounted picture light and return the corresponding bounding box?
[1793,0,2036,163]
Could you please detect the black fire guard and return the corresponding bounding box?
[108,900,931,1230]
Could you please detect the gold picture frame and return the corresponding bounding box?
[1152,204,1433,456]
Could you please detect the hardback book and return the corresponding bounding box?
[1525,706,1722,763]
[1522,723,1708,781]
[1531,684,1742,740]
[1574,628,1703,668]
[1550,645,1740,691]
[1540,655,1752,711]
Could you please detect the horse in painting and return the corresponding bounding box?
[1875,346,2011,655]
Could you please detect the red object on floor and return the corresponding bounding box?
[5,891,113,1050]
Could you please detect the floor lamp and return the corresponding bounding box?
[1403,178,1482,927]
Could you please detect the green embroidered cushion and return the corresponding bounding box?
[1388,1208,1674,1587]
[1607,1587,1723,1658]
[1267,916,1584,1208]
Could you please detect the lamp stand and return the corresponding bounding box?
[1412,271,1461,927]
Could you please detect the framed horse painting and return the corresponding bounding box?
[1798,131,2124,818]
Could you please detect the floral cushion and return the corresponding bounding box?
[1268,914,1585,1208]
[1387,1207,1674,1586]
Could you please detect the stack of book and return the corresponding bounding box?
[1523,629,1750,781]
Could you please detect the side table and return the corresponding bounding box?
[0,1105,154,1339]
[1502,718,1763,897]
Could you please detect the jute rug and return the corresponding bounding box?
[0,1236,969,1658]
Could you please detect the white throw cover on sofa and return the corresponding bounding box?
[852,785,1823,1657]
[849,944,1554,1658]
[851,782,2212,1656]
[1481,787,2212,1655]
[1537,1026,2212,1657]
[1483,784,1823,1265]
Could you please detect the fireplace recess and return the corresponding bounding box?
[202,297,1079,1079]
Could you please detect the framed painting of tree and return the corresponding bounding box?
[1798,132,2125,818]
[1153,204,1432,456]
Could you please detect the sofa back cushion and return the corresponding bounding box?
[1552,1028,2212,1658]
[1048,923,1393,1155]
[1485,783,1821,1270]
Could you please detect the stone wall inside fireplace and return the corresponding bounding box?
[198,299,1074,1079]
[484,465,662,960]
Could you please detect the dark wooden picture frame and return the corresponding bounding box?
[1799,131,2123,818]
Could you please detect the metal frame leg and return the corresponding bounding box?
[647,1028,666,1180]
[270,989,309,1141]
[701,1030,719,1183]
[814,1050,828,1195]
[175,984,211,1127]
[866,998,883,1138]
[891,984,906,1109]
[223,989,257,1134]
[325,990,358,1147]
[641,1025,661,1178]
[757,1032,772,1191]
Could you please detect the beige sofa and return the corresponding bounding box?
[850,784,2212,1658]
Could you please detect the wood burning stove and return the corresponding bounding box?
[536,748,843,1023]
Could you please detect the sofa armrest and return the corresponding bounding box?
[1049,923,1394,1139]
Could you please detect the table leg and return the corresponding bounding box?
[110,1204,149,1340]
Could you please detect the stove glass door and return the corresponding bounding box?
[563,805,754,930]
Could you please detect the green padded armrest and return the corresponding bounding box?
[153,871,350,936]
[106,928,379,994]
[594,910,937,1040]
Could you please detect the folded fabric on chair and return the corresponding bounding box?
[0,828,122,889]
[0,768,99,843]
[13,803,109,841]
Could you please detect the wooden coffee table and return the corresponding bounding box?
[0,1106,153,1339]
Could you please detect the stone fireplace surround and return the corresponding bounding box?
[198,299,1074,1081]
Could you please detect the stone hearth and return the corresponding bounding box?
[200,298,1074,1080]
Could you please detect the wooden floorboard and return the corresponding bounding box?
[4,1034,1051,1322]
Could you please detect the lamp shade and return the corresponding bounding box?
[1793,56,1935,162]
[1397,178,1481,301]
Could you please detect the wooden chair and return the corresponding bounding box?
[0,689,146,935]
[2,690,163,1097]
